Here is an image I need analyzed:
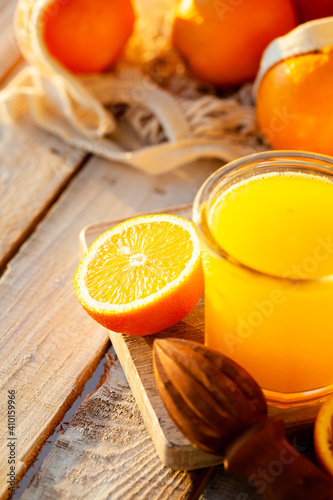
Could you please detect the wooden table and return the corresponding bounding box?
[0,2,317,499]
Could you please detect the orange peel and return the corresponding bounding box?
[74,214,204,336]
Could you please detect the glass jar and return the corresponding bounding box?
[193,151,333,406]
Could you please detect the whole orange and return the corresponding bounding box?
[292,0,333,23]
[42,0,135,73]
[172,0,298,87]
[256,48,333,156]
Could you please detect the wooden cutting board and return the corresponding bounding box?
[79,204,323,471]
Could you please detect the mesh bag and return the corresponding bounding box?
[0,0,268,174]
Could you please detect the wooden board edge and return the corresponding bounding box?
[109,330,224,471]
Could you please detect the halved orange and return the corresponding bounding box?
[74,214,204,336]
[314,394,333,477]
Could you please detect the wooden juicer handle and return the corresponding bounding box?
[153,338,333,500]
[225,416,333,499]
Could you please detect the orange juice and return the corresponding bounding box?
[193,152,333,405]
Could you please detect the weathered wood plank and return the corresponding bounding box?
[0,153,219,499]
[0,118,86,271]
[21,354,214,500]
[0,0,21,83]
[202,465,263,500]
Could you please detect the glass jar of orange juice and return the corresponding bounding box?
[193,151,333,407]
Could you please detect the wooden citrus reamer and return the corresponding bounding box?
[153,338,333,499]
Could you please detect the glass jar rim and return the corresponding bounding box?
[192,150,333,284]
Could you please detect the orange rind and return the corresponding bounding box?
[74,215,204,336]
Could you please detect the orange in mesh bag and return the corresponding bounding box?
[172,0,298,87]
[42,0,136,74]
[255,17,333,157]
[3,0,263,174]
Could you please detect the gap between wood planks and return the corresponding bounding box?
[11,345,113,500]
[21,353,216,500]
[0,59,91,274]
[19,349,266,499]
[0,147,90,277]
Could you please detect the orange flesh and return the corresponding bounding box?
[85,222,192,303]
[74,215,204,336]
